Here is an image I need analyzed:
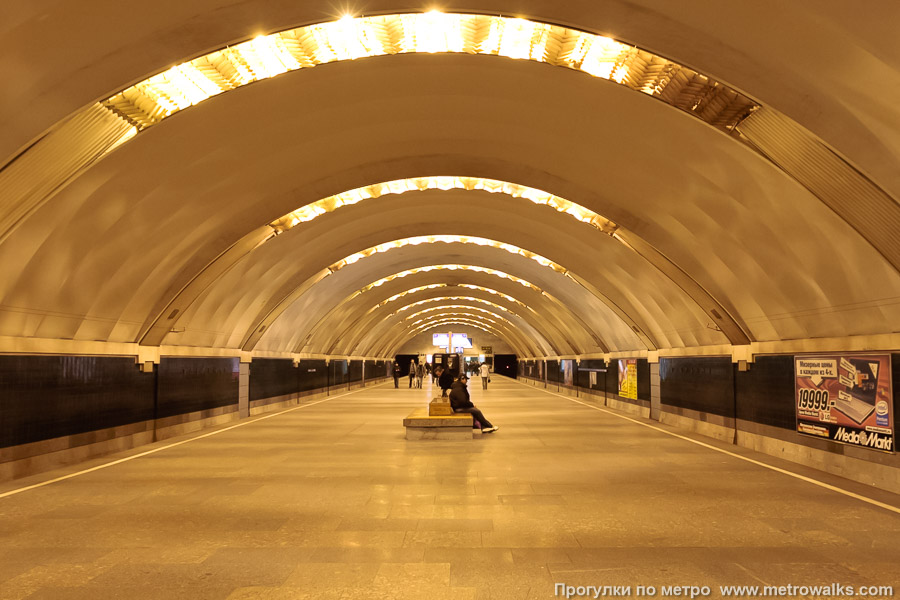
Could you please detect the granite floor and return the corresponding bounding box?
[0,377,898,599]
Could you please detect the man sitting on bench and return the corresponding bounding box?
[449,374,499,434]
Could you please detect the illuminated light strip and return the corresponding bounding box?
[358,265,545,295]
[397,316,531,355]
[306,276,558,357]
[369,284,448,313]
[380,293,568,349]
[404,305,514,325]
[405,318,514,341]
[407,319,504,338]
[401,320,519,351]
[386,315,537,356]
[102,13,756,135]
[394,297,513,315]
[458,284,520,305]
[370,284,527,315]
[409,312,506,328]
[270,176,618,235]
[409,314,506,329]
[326,235,566,274]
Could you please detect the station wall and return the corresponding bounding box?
[0,355,389,481]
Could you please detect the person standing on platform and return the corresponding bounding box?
[415,362,425,388]
[450,374,498,433]
[408,360,417,388]
[392,361,401,388]
[480,362,491,390]
[436,365,454,397]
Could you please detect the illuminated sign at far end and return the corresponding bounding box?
[433,333,473,348]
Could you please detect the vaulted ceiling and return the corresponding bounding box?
[1,3,898,358]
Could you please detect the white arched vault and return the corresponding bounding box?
[0,7,898,361]
[299,274,601,358]
[4,11,897,275]
[130,179,749,351]
[330,289,572,357]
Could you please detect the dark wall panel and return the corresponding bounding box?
[0,355,155,448]
[330,360,349,387]
[157,357,238,418]
[395,354,417,376]
[660,356,734,417]
[249,358,296,401]
[493,354,517,378]
[577,359,607,391]
[735,355,795,430]
[605,360,618,395]
[365,360,376,380]
[299,359,328,391]
[349,360,363,382]
[522,360,537,378]
[547,360,559,383]
[637,359,651,400]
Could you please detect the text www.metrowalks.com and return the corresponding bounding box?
[554,584,894,598]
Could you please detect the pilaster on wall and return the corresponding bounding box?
[239,363,250,418]
[650,363,661,421]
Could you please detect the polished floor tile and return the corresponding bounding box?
[0,377,898,599]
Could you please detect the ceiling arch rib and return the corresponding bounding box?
[210,192,729,353]
[366,303,546,357]
[369,309,540,359]
[298,263,603,358]
[329,292,574,357]
[382,322,524,358]
[236,232,624,356]
[387,319,525,358]
[308,279,591,359]
[253,262,599,357]
[3,51,896,354]
[292,243,591,357]
[373,315,532,358]
[270,177,748,345]
[108,72,896,348]
[397,297,524,321]
[380,313,535,358]
[137,179,622,348]
[141,176,747,349]
[404,310,537,354]
[6,12,898,283]
[101,13,756,135]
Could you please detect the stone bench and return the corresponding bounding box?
[403,407,473,440]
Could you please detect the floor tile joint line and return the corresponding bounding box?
[517,379,900,514]
[0,382,388,500]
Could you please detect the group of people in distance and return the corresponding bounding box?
[407,360,425,388]
[390,359,498,433]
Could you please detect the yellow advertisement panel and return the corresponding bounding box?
[618,359,638,400]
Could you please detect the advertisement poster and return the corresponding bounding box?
[562,360,574,386]
[618,359,637,400]
[795,354,893,452]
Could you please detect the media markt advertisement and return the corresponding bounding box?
[618,359,637,400]
[795,354,894,452]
